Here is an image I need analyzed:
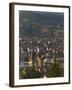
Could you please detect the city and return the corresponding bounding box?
[19,11,64,79]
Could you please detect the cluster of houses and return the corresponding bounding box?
[19,36,64,73]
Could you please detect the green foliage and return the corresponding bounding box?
[19,55,64,79]
[19,67,26,79]
[46,55,64,77]
[19,66,42,79]
[46,63,64,77]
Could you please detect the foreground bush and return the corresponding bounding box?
[19,66,42,79]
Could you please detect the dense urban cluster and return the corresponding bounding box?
[19,11,64,79]
[19,27,64,79]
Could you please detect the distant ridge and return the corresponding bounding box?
[19,11,64,38]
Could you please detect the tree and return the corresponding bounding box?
[46,55,64,77]
[19,66,43,79]
[19,67,26,79]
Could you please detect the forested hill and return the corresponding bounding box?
[19,11,64,38]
